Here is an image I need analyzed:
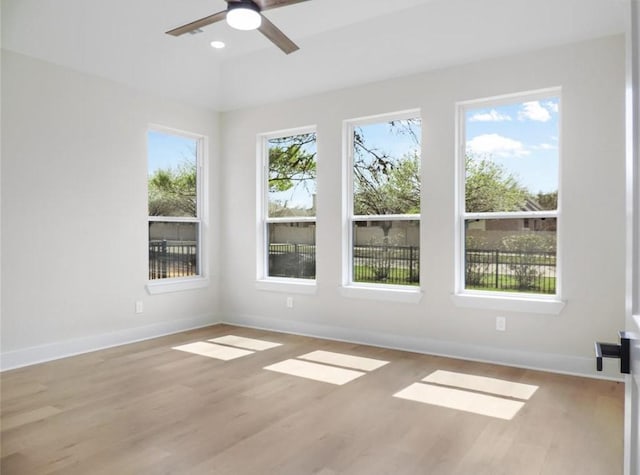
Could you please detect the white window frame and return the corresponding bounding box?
[341,110,423,303]
[256,126,317,294]
[146,125,209,295]
[453,89,565,314]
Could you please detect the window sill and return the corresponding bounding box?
[146,277,209,295]
[451,292,566,315]
[340,285,423,303]
[255,279,317,294]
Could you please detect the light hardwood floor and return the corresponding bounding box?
[1,325,624,474]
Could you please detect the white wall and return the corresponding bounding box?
[1,36,627,378]
[220,36,627,378]
[1,50,222,368]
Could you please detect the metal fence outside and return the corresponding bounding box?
[265,244,556,292]
[465,248,556,293]
[353,244,420,285]
[149,241,557,293]
[149,240,197,280]
[268,243,316,279]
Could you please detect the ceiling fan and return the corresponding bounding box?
[166,0,310,54]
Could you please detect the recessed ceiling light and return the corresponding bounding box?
[210,40,226,49]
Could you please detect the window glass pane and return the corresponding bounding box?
[268,133,317,218]
[267,222,316,279]
[149,222,199,280]
[465,98,559,212]
[353,219,420,286]
[148,130,198,218]
[464,218,557,294]
[353,119,421,216]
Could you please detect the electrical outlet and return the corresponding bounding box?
[135,301,144,314]
[286,297,294,308]
[496,316,506,331]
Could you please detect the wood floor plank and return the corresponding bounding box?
[0,325,624,474]
[0,405,62,431]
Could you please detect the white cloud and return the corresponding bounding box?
[544,100,559,113]
[466,134,529,157]
[518,101,551,122]
[469,109,512,122]
[531,143,557,151]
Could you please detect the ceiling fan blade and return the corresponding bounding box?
[166,11,227,36]
[254,0,311,12]
[258,14,299,54]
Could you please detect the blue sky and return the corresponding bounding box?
[149,101,556,209]
[465,98,559,194]
[147,130,197,174]
[356,120,421,162]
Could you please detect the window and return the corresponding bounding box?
[345,112,422,288]
[147,127,204,283]
[260,128,317,281]
[458,90,560,298]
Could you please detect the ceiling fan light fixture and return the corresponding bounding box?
[227,2,262,31]
[166,0,304,54]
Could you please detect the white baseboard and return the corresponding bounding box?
[3,311,621,381]
[0,313,219,371]
[224,313,623,381]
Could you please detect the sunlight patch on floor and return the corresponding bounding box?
[422,370,538,400]
[298,350,389,371]
[172,341,254,361]
[394,382,525,420]
[209,335,282,351]
[264,359,366,385]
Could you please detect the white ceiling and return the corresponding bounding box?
[1,0,628,111]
